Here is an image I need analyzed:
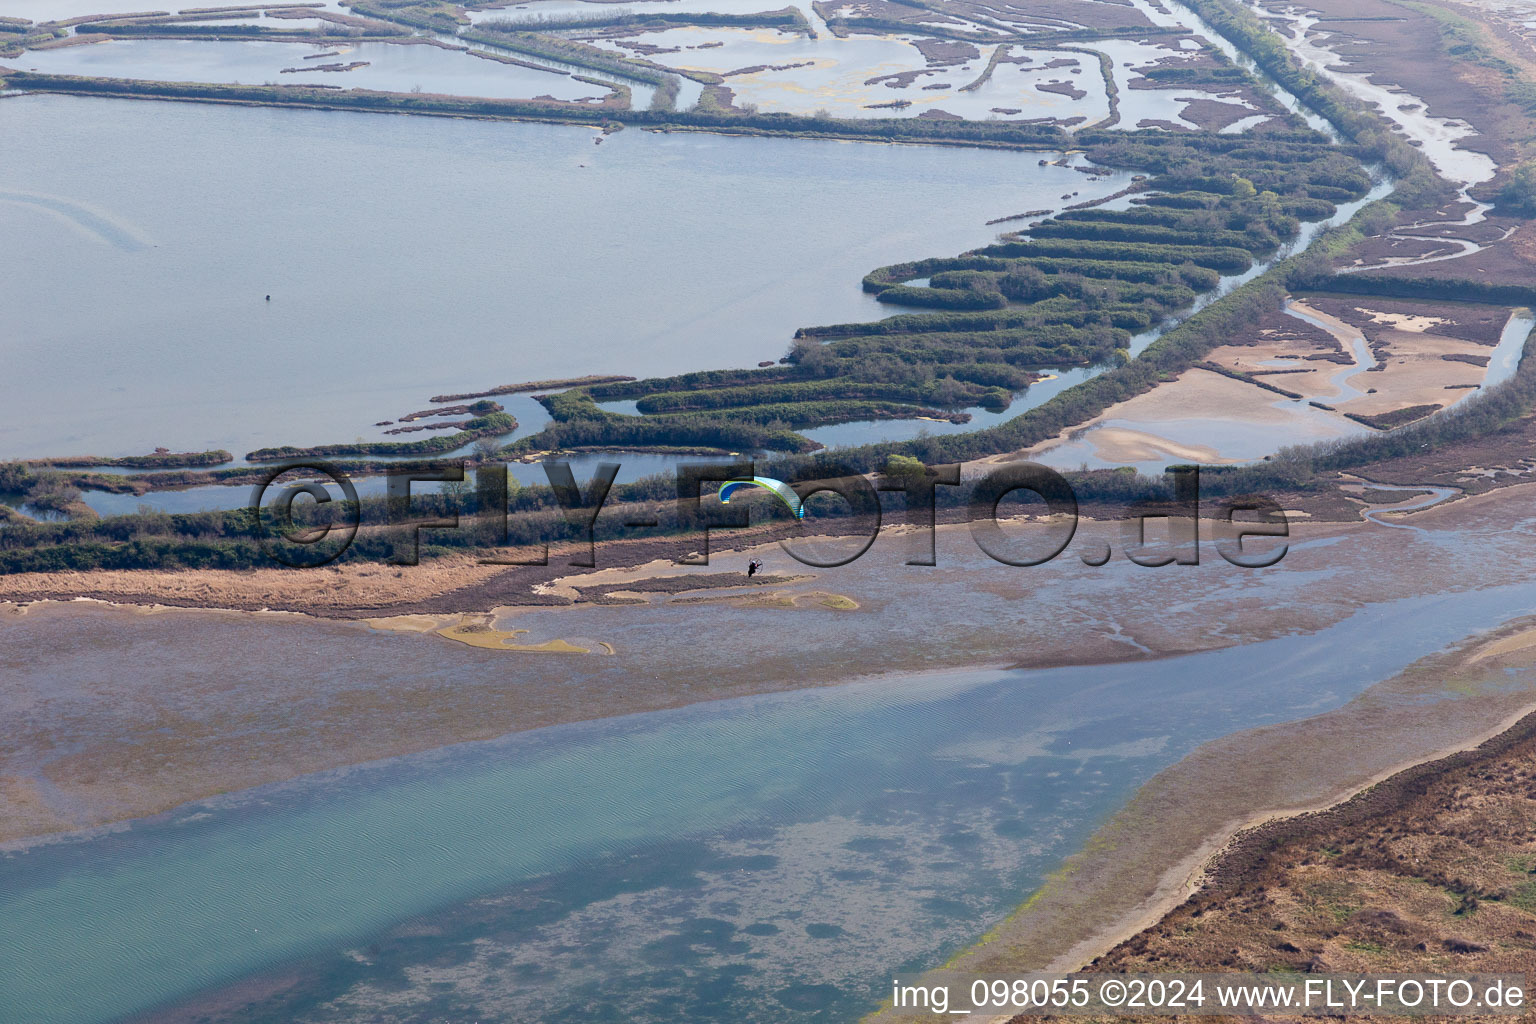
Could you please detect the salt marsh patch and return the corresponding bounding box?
[1097,37,1264,130]
[0,0,348,19]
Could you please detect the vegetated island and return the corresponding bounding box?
[22,450,233,469]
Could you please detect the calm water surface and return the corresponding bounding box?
[0,95,1128,460]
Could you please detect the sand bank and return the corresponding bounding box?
[1020,365,1358,469]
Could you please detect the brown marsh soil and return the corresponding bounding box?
[1349,233,1470,266]
[1273,0,1536,281]
[1337,402,1536,493]
[1037,80,1087,100]
[815,0,969,31]
[1010,704,1536,1023]
[912,36,979,65]
[1213,301,1349,361]
[1170,96,1272,132]
[1301,295,1511,346]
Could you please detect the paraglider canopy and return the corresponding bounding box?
[719,477,805,519]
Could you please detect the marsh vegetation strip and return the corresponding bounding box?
[69,451,728,516]
[11,569,1536,1023]
[942,209,1399,473]
[0,94,1127,461]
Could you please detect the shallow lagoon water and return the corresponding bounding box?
[0,94,1131,460]
[586,25,1111,121]
[8,574,1536,1023]
[38,166,1391,494]
[4,11,1527,1024]
[14,38,612,101]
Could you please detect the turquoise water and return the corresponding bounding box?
[7,579,1536,1023]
